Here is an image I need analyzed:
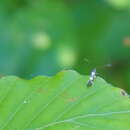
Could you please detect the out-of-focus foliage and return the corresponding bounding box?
[0,0,130,92]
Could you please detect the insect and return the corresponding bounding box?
[87,68,97,87]
[84,58,112,87]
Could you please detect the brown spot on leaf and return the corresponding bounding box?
[67,97,79,103]
[68,98,77,102]
[62,92,69,98]
[36,88,45,94]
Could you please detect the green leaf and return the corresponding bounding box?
[0,70,130,130]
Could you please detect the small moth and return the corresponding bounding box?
[87,68,96,87]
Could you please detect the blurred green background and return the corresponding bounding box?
[0,0,130,92]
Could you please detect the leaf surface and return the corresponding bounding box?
[0,70,130,130]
